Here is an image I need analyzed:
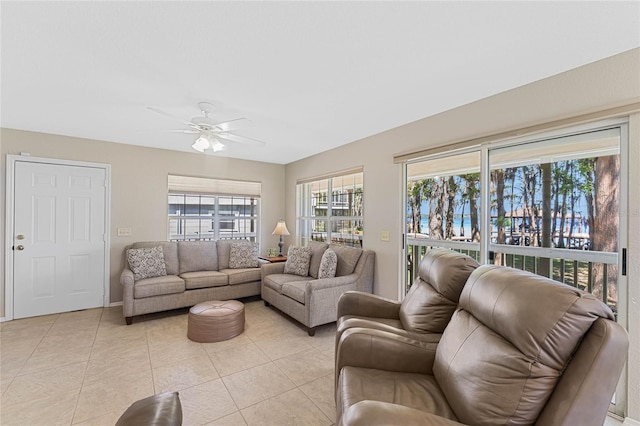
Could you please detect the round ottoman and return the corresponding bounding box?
[187,300,245,343]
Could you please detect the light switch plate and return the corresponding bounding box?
[117,228,132,237]
[380,231,390,241]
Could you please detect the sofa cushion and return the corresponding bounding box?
[308,241,329,279]
[433,265,615,425]
[263,274,309,294]
[330,244,362,276]
[127,246,167,281]
[180,271,228,289]
[318,248,338,279]
[217,239,253,270]
[131,241,179,276]
[284,246,312,276]
[229,241,259,268]
[399,281,457,334]
[282,281,308,304]
[134,275,185,299]
[221,268,261,285]
[178,241,218,274]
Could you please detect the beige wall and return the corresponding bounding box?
[284,48,640,418]
[0,130,285,312]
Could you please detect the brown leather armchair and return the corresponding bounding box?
[336,248,479,348]
[336,265,629,426]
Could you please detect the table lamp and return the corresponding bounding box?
[272,220,290,256]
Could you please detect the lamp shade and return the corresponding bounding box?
[192,136,210,152]
[272,220,290,236]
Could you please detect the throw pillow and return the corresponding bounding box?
[229,241,259,268]
[318,248,337,279]
[284,246,312,277]
[127,246,167,281]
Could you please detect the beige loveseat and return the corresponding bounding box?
[261,242,375,336]
[336,264,629,426]
[121,240,265,324]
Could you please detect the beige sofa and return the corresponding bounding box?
[261,242,375,336]
[120,240,265,324]
[336,264,629,426]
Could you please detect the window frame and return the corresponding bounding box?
[167,176,261,242]
[296,169,364,248]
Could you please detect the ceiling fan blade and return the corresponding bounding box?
[136,129,199,134]
[216,132,266,146]
[213,118,250,132]
[161,129,200,134]
[147,107,198,129]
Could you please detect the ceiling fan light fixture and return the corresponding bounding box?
[192,135,210,152]
[212,140,226,152]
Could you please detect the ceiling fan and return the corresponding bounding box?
[148,102,266,153]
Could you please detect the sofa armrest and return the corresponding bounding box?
[260,262,286,280]
[339,401,464,426]
[336,327,437,379]
[121,267,135,287]
[120,267,135,319]
[337,291,401,319]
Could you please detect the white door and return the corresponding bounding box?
[13,161,107,319]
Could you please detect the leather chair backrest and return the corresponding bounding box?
[399,249,478,333]
[433,265,617,425]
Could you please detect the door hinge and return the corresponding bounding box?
[622,248,627,276]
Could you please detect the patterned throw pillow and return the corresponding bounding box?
[127,246,167,281]
[229,241,259,269]
[284,246,312,277]
[318,248,338,279]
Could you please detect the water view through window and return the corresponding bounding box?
[406,127,621,313]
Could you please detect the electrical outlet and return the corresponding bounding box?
[117,228,132,237]
[380,231,390,241]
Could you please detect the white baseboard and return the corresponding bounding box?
[0,316,7,323]
[109,301,123,307]
[624,417,640,426]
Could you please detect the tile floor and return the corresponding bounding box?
[0,297,625,426]
[0,297,336,425]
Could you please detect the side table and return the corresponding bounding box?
[259,255,287,263]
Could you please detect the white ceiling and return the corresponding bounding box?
[2,1,639,165]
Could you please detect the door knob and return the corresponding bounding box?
[16,245,24,251]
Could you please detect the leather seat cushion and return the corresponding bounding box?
[338,366,457,422]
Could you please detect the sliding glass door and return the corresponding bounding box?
[403,121,628,415]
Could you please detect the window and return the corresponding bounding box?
[404,124,625,314]
[168,175,260,242]
[297,169,364,248]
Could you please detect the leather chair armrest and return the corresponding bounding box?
[340,401,463,426]
[336,327,437,382]
[337,291,401,319]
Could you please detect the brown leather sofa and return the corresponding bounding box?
[336,264,629,426]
